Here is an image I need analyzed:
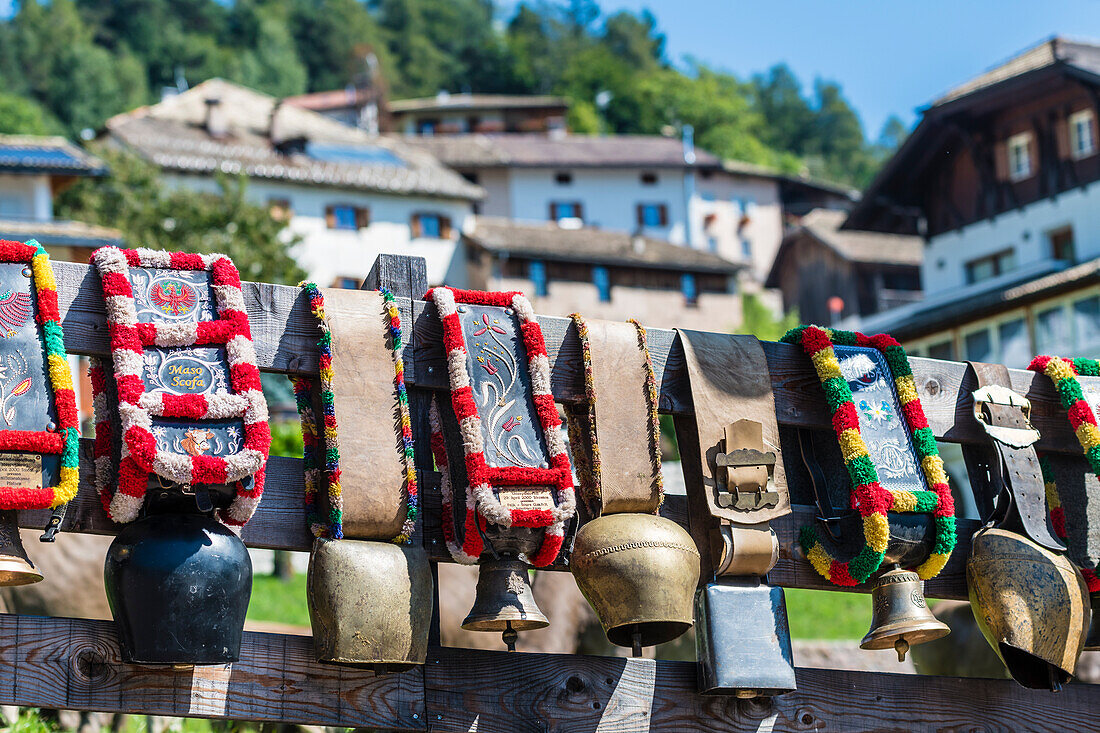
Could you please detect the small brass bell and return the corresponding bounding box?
[308,538,433,670]
[0,510,42,586]
[861,566,949,662]
[572,513,699,652]
[463,557,548,649]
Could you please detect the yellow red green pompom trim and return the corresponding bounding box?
[782,325,956,586]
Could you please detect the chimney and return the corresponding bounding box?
[204,97,228,139]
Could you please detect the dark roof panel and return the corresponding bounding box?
[0,136,107,176]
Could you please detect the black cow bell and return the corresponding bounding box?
[104,508,252,665]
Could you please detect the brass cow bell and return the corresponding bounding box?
[307,538,433,670]
[0,510,41,586]
[860,566,949,661]
[967,528,1090,690]
[462,557,548,649]
[572,513,699,652]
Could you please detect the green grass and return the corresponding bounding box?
[246,573,311,629]
[785,588,871,640]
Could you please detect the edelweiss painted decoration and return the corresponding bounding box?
[427,287,574,567]
[0,239,79,510]
[781,326,956,585]
[91,247,270,526]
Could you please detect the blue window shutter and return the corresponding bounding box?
[593,266,611,302]
[529,260,547,297]
[681,272,697,306]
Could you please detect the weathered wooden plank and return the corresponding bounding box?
[422,646,1098,733]
[51,260,1095,451]
[0,614,423,729]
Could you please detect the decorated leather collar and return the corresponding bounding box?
[782,326,956,586]
[91,247,270,527]
[426,287,574,567]
[0,240,79,512]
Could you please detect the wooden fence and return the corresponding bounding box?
[3,253,1096,731]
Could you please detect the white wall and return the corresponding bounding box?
[504,167,689,244]
[924,185,1100,295]
[163,174,475,287]
[0,174,52,220]
[693,173,783,280]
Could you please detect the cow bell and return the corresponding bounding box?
[967,527,1090,690]
[572,513,699,651]
[462,557,548,649]
[860,566,949,661]
[0,509,41,586]
[104,512,252,665]
[307,537,433,670]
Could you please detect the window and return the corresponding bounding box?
[416,119,438,135]
[740,238,752,260]
[681,273,698,307]
[592,266,611,302]
[529,260,547,297]
[1074,296,1100,348]
[333,276,361,290]
[326,205,369,230]
[928,341,955,361]
[640,172,658,185]
[965,249,1016,284]
[1036,305,1070,354]
[268,198,292,222]
[460,171,479,185]
[1007,132,1032,180]
[1070,110,1096,159]
[964,329,993,362]
[549,201,583,222]
[410,213,452,239]
[554,172,573,185]
[636,203,668,228]
[706,236,719,253]
[1050,226,1076,262]
[998,318,1030,368]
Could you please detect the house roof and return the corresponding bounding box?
[0,135,107,176]
[106,79,483,201]
[283,87,376,112]
[465,217,743,274]
[404,133,723,170]
[766,209,922,287]
[0,218,123,249]
[388,94,568,114]
[846,37,1100,233]
[855,256,1100,341]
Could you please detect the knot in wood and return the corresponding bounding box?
[74,648,110,682]
[924,378,941,396]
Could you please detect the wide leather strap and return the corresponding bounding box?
[968,361,1063,550]
[323,288,407,540]
[677,330,789,526]
[583,319,661,515]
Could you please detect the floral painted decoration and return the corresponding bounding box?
[0,240,79,510]
[781,325,956,585]
[426,287,575,567]
[1028,355,1100,593]
[91,247,270,527]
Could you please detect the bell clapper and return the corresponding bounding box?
[894,637,909,663]
[631,627,642,658]
[503,621,518,652]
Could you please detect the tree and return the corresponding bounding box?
[0,94,62,136]
[56,148,305,286]
[290,0,392,92]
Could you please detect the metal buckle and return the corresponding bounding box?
[972,384,1041,449]
[714,448,780,511]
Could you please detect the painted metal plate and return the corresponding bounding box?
[457,303,549,469]
[130,267,217,324]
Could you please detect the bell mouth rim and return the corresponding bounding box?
[0,557,43,586]
[860,624,950,650]
[606,620,693,648]
[461,617,549,632]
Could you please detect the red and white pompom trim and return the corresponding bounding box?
[91,247,271,527]
[425,287,574,567]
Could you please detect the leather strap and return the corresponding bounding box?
[584,319,661,515]
[968,361,1063,550]
[323,288,407,540]
[677,330,789,525]
[716,523,779,576]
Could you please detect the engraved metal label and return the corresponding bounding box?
[459,305,549,469]
[142,347,230,396]
[834,345,929,495]
[130,268,217,324]
[0,453,41,491]
[496,486,557,512]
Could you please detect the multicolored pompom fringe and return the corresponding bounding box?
[781,325,956,585]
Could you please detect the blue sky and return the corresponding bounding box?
[593,0,1100,140]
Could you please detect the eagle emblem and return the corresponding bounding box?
[149,279,198,317]
[0,290,32,338]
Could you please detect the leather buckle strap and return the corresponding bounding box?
[714,425,779,511]
[972,384,1040,449]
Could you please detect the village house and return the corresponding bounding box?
[464,217,744,330]
[104,79,484,289]
[387,92,570,136]
[847,37,1100,367]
